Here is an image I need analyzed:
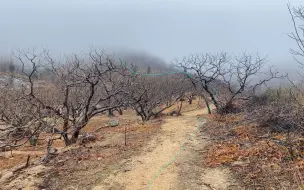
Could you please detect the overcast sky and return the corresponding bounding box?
[0,0,303,73]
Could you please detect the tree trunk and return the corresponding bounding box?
[108,109,114,117]
[201,95,211,114]
[146,115,152,121]
[63,133,71,146]
[205,100,211,114]
[177,101,183,115]
[117,108,123,115]
[135,108,144,121]
[70,130,80,144]
[204,86,220,111]
[63,130,80,146]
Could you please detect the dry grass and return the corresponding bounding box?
[0,108,158,169]
[203,113,304,189]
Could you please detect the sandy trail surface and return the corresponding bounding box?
[93,108,237,190]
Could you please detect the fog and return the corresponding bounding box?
[0,0,303,80]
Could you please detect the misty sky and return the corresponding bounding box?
[0,0,303,73]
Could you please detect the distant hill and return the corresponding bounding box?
[117,51,176,72]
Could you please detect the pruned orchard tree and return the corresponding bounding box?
[173,53,229,113]
[126,68,189,121]
[173,52,280,114]
[43,49,131,145]
[183,80,198,105]
[0,48,130,148]
[0,80,48,150]
[219,52,281,113]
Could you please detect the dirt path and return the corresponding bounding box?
[93,108,237,190]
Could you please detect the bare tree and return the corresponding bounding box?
[219,52,280,113]
[0,48,130,147]
[174,52,280,114]
[173,52,229,112]
[126,71,188,121]
[184,85,197,105]
[0,78,51,150]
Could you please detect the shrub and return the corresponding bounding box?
[245,88,304,133]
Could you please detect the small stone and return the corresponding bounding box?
[109,119,119,127]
